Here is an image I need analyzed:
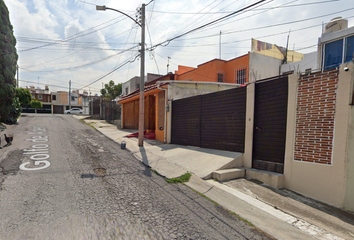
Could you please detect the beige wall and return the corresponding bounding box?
[345,107,354,210]
[284,63,354,210]
[243,83,255,168]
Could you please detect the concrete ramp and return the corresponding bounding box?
[142,144,242,179]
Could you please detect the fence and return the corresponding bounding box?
[89,98,100,116]
[102,101,121,124]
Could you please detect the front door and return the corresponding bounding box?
[252,77,288,173]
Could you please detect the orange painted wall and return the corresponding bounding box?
[59,92,68,104]
[225,54,249,83]
[176,54,250,83]
[175,65,196,75]
[176,59,226,82]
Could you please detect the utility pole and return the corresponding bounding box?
[69,80,71,110]
[219,31,222,59]
[96,4,145,146]
[100,82,103,120]
[138,3,145,146]
[16,65,19,87]
[89,87,92,116]
[167,56,170,74]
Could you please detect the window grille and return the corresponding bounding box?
[236,69,246,84]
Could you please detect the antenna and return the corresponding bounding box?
[284,29,291,64]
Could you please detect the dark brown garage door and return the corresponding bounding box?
[171,87,246,152]
[252,76,288,173]
[53,105,64,114]
[171,95,201,147]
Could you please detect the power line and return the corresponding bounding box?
[21,45,139,72]
[148,0,269,51]
[79,54,140,89]
[146,0,155,7]
[147,0,339,14]
[151,0,220,45]
[166,10,354,47]
[19,13,133,53]
[19,29,137,69]
[19,79,69,90]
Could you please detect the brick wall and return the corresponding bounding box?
[294,69,338,164]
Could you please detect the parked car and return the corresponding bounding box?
[64,108,83,114]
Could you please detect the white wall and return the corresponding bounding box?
[248,52,282,82]
[280,52,318,74]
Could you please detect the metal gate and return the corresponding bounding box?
[53,105,64,114]
[171,95,201,147]
[252,76,288,173]
[171,87,246,152]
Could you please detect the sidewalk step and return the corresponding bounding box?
[245,168,284,188]
[213,168,245,181]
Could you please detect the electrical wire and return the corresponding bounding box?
[109,24,139,80]
[148,0,269,51]
[20,45,139,72]
[151,0,219,45]
[146,0,155,7]
[80,54,140,89]
[20,29,135,69]
[19,12,135,53]
[186,3,353,36]
[147,0,339,14]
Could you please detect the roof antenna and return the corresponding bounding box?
[283,29,291,64]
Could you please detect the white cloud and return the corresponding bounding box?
[4,0,354,94]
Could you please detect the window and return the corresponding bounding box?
[345,35,354,62]
[236,69,246,84]
[136,83,140,89]
[38,95,42,100]
[323,35,354,70]
[217,73,224,82]
[52,95,56,101]
[71,96,75,101]
[125,87,129,95]
[324,39,343,70]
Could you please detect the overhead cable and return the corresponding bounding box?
[148,0,268,51]
[80,54,140,89]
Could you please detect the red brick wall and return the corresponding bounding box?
[294,69,338,164]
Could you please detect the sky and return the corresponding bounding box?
[3,0,354,95]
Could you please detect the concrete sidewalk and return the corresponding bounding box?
[75,116,354,240]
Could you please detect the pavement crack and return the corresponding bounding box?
[202,186,214,195]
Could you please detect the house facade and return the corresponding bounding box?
[22,86,52,113]
[281,17,354,75]
[118,38,300,141]
[118,80,240,143]
[122,73,163,97]
[51,90,82,114]
[174,44,298,84]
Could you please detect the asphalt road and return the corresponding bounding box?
[0,114,272,240]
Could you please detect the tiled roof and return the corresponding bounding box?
[118,82,169,102]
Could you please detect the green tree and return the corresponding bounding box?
[0,0,18,123]
[5,97,21,124]
[100,80,122,101]
[16,87,31,105]
[30,99,42,114]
